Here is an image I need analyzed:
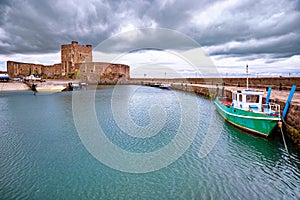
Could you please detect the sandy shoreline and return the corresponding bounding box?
[0,82,30,91]
[0,80,75,92]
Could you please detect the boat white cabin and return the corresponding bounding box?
[231,89,281,115]
[232,90,264,112]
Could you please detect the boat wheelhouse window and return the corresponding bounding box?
[246,95,259,103]
[233,93,237,100]
[239,94,242,102]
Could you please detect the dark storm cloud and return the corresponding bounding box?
[0,0,114,54]
[0,0,299,61]
[188,0,300,56]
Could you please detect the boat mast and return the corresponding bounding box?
[246,64,249,89]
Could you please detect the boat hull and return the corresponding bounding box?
[36,85,66,92]
[215,97,280,137]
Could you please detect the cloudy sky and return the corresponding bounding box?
[0,0,299,77]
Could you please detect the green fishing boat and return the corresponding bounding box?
[215,89,281,137]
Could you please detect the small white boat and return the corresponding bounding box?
[159,84,171,89]
[80,82,88,86]
[36,85,66,92]
[71,83,80,88]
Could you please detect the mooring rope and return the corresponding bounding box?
[279,121,290,154]
[279,119,299,171]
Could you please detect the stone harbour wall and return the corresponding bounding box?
[170,83,300,147]
[128,77,299,90]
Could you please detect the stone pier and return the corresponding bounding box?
[170,82,300,147]
[125,78,300,147]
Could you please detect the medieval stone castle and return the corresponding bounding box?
[7,41,130,83]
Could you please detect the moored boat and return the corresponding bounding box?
[215,89,281,137]
[0,73,9,81]
[159,84,171,89]
[36,85,66,92]
[149,83,161,87]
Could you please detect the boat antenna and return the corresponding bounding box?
[246,64,249,89]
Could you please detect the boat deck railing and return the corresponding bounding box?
[263,102,281,117]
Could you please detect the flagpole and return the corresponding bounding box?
[246,64,249,89]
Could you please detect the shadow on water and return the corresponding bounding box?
[216,112,300,169]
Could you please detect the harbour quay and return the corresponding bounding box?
[129,77,300,147]
[1,76,299,147]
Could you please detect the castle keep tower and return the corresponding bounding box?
[61,41,92,76]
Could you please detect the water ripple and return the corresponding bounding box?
[0,87,299,199]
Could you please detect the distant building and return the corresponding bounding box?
[7,41,130,83]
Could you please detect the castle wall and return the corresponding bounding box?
[7,61,43,78]
[76,62,130,84]
[7,41,130,81]
[42,63,62,79]
[53,63,62,78]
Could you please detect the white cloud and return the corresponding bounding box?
[94,49,197,78]
[211,54,300,76]
[0,52,61,70]
[191,0,239,28]
[94,47,220,78]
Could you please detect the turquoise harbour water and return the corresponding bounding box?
[0,85,299,199]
